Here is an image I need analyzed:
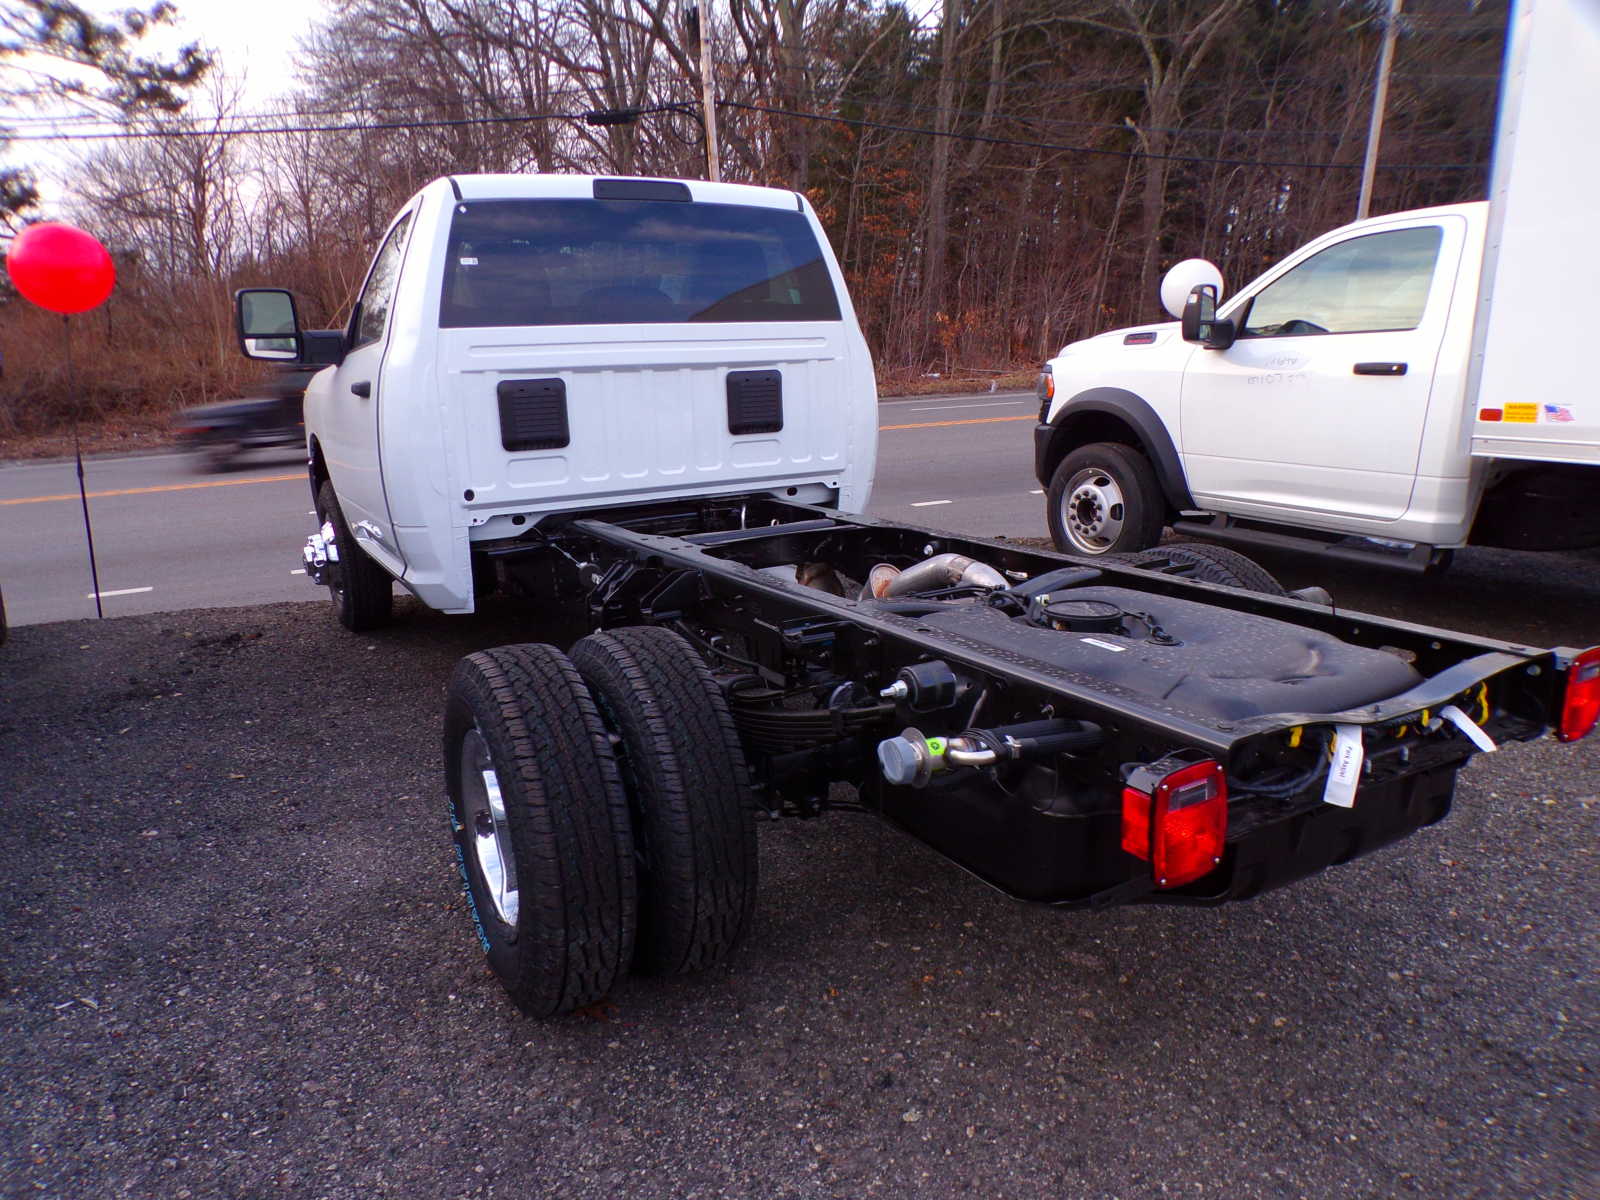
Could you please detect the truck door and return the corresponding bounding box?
[323,211,413,561]
[1179,217,1463,522]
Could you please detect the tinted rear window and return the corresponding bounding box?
[440,198,841,328]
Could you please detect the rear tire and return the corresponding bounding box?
[314,480,393,632]
[570,626,758,977]
[1115,542,1289,595]
[1047,443,1166,556]
[444,643,637,1017]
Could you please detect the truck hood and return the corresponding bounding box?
[1056,320,1181,356]
[1042,319,1195,418]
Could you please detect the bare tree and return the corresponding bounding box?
[0,0,210,227]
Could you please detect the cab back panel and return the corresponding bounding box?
[441,325,852,518]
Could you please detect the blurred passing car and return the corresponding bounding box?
[175,366,312,472]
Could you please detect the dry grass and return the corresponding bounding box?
[876,367,1038,397]
[0,277,260,461]
[0,411,183,461]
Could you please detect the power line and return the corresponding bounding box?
[2,109,578,143]
[806,93,1401,142]
[718,100,1479,173]
[0,87,601,130]
[2,84,1495,148]
[0,88,1400,143]
[1,93,1480,176]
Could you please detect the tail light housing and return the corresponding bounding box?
[1559,646,1600,742]
[1122,755,1228,888]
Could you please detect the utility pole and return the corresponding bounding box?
[1357,0,1403,220]
[686,1,721,182]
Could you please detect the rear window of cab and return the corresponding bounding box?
[439,198,842,328]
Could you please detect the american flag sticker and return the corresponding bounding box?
[1543,404,1576,423]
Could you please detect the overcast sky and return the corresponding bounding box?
[12,0,949,215]
[149,0,331,108]
[4,0,331,215]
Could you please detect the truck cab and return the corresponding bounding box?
[1036,197,1599,568]
[1037,203,1488,561]
[1035,0,1600,570]
[237,173,878,614]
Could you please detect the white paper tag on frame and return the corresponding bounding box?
[1322,724,1364,808]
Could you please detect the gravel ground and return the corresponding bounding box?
[2,573,1596,1199]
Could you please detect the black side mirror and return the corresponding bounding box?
[1180,284,1237,350]
[236,288,302,361]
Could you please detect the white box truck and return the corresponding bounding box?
[1034,0,1598,571]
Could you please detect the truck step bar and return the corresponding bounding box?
[1170,515,1452,574]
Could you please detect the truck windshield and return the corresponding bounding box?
[439,198,841,328]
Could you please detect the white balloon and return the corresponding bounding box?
[1159,258,1225,319]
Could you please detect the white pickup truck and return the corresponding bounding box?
[1034,0,1598,571]
[235,172,1596,1019]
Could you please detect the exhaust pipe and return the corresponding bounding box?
[866,553,1007,599]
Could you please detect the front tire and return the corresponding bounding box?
[314,480,393,632]
[570,627,757,977]
[444,643,638,1017]
[1047,442,1166,556]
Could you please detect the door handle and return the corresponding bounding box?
[1353,362,1407,376]
[350,380,372,398]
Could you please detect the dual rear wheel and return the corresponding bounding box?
[444,628,756,1017]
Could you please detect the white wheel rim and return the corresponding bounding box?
[1063,467,1126,553]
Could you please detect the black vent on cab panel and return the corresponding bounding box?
[726,370,783,435]
[497,378,570,451]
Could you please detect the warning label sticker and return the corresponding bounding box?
[1502,402,1538,423]
[1080,637,1127,653]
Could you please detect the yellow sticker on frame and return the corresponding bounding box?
[1503,402,1538,423]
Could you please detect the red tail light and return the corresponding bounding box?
[1559,646,1600,742]
[1121,756,1228,888]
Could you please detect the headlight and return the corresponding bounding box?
[1036,365,1055,421]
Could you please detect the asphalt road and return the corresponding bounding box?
[0,392,1046,628]
[2,393,1597,1198]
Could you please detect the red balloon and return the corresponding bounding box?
[6,222,115,314]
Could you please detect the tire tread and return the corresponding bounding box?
[445,643,636,1016]
[570,627,757,976]
[1122,541,1289,595]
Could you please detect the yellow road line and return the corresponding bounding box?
[879,414,1035,432]
[0,472,303,507]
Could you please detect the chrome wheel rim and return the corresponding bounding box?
[316,512,346,606]
[459,727,518,926]
[1062,467,1126,553]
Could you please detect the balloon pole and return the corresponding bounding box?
[4,221,117,619]
[64,314,104,619]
